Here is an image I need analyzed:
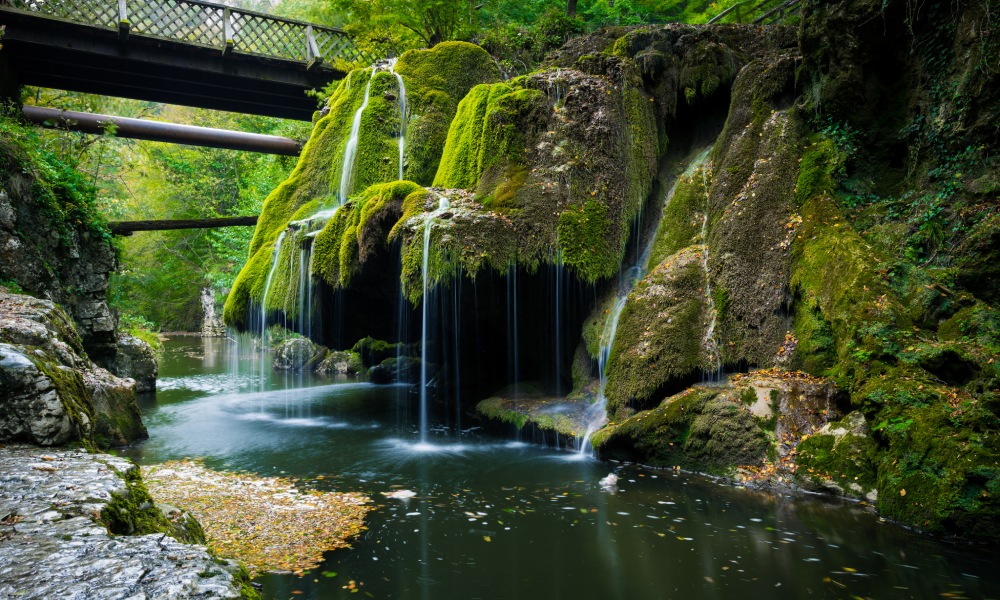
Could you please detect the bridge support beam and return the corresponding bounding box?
[23,106,303,155]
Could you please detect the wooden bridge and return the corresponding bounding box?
[0,0,370,120]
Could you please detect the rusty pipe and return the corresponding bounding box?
[22,105,303,155]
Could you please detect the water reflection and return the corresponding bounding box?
[125,338,1000,600]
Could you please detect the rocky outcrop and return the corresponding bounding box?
[104,333,158,393]
[0,292,146,448]
[201,287,226,337]
[0,445,252,599]
[0,174,118,361]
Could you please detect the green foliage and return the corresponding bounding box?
[0,110,110,247]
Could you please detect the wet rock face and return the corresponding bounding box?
[0,181,119,360]
[0,292,146,448]
[0,344,83,445]
[271,337,325,371]
[0,445,246,599]
[315,350,362,376]
[104,333,158,393]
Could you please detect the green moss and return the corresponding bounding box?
[476,394,585,438]
[395,42,503,185]
[433,84,544,195]
[648,167,709,267]
[794,413,877,496]
[595,387,770,474]
[556,200,617,283]
[603,247,708,418]
[225,43,500,329]
[101,465,205,544]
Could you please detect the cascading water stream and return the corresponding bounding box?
[577,151,712,454]
[256,231,287,392]
[419,195,452,445]
[389,59,407,181]
[698,164,722,380]
[339,69,374,202]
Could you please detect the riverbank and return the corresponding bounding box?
[0,444,253,599]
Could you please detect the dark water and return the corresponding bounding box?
[124,337,1000,600]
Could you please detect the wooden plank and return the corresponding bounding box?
[109,216,259,235]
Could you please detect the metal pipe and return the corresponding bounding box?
[22,105,303,155]
[108,216,259,235]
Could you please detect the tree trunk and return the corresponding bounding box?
[567,0,578,16]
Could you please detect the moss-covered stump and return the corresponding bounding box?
[602,246,710,420]
[594,386,771,474]
[476,386,591,445]
[0,291,146,449]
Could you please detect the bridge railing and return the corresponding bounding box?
[1,0,370,66]
[707,0,801,25]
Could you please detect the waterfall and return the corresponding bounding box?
[389,59,407,181]
[339,68,374,202]
[419,195,452,445]
[255,231,287,391]
[576,154,708,454]
[699,165,722,380]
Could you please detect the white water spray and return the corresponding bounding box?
[420,194,452,444]
[339,69,374,202]
[389,59,407,181]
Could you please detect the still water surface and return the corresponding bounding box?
[124,337,999,599]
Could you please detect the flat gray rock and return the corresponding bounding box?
[0,445,245,599]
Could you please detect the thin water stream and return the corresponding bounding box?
[126,338,1000,600]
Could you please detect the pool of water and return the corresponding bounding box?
[124,337,1000,599]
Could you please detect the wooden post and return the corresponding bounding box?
[223,7,233,56]
[117,0,130,41]
[306,25,323,70]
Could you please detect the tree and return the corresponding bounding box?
[331,0,474,52]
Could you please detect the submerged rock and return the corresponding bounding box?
[0,445,250,599]
[0,292,146,448]
[271,337,325,371]
[316,349,363,376]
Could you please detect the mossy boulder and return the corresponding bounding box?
[0,292,146,449]
[602,246,709,420]
[316,350,363,376]
[271,338,326,372]
[594,387,771,474]
[794,411,878,501]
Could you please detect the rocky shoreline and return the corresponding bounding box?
[0,445,253,599]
